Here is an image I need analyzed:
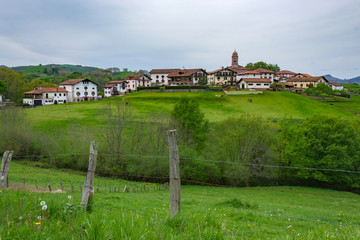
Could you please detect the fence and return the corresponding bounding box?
[1,129,360,228]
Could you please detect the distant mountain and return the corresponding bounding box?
[324,74,360,84]
[0,65,8,68]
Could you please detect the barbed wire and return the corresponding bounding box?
[6,152,359,174]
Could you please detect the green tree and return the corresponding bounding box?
[0,80,7,94]
[279,115,360,187]
[171,97,209,150]
[0,67,25,102]
[245,61,280,72]
[67,71,82,79]
[198,76,208,86]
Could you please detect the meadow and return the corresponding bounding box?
[24,91,358,131]
[1,161,360,239]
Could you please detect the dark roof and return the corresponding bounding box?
[168,69,207,78]
[288,76,327,83]
[149,69,181,74]
[240,78,272,83]
[59,78,98,85]
[24,87,68,94]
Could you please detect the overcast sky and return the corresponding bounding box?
[1,0,359,78]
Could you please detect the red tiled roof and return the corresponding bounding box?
[24,87,68,94]
[287,76,327,83]
[256,68,275,73]
[124,74,151,80]
[240,78,272,83]
[167,69,206,77]
[227,65,247,73]
[149,69,181,74]
[104,84,116,88]
[277,70,296,75]
[329,81,343,86]
[208,67,237,74]
[59,78,98,85]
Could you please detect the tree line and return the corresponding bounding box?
[1,98,359,191]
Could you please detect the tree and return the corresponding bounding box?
[0,67,25,102]
[245,61,280,72]
[67,71,82,79]
[279,115,360,187]
[171,97,208,150]
[0,80,7,94]
[198,76,208,86]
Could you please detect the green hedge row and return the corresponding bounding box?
[165,85,208,89]
[137,86,161,90]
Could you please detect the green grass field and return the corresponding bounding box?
[1,161,360,239]
[24,91,359,131]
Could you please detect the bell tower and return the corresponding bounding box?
[231,50,238,67]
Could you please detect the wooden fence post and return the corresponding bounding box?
[1,150,14,189]
[35,179,38,190]
[47,179,51,192]
[81,141,98,208]
[168,129,181,217]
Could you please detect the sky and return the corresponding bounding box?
[0,0,359,79]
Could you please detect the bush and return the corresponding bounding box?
[137,86,160,90]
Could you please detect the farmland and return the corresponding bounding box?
[1,161,360,239]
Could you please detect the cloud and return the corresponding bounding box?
[0,0,359,78]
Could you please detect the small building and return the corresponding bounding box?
[287,76,328,89]
[149,69,181,86]
[207,67,237,86]
[124,74,152,92]
[104,80,128,97]
[328,81,344,91]
[23,87,68,107]
[238,78,272,90]
[59,78,98,102]
[237,68,275,83]
[167,69,208,86]
[275,70,296,82]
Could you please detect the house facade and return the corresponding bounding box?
[23,87,68,107]
[149,69,181,86]
[238,78,272,90]
[124,74,152,92]
[104,80,128,97]
[275,70,296,82]
[59,78,98,102]
[287,76,328,89]
[167,69,208,86]
[328,81,344,91]
[207,67,237,86]
[237,68,275,83]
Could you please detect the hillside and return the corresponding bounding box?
[1,161,359,239]
[24,91,359,131]
[13,64,100,74]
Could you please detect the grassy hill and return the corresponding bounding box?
[24,91,358,131]
[13,64,100,74]
[1,161,359,239]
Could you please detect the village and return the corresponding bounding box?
[21,51,344,107]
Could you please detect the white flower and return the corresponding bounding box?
[19,216,23,220]
[67,195,72,199]
[0,176,4,180]
[57,189,62,193]
[37,216,41,220]
[40,201,46,206]
[42,205,47,211]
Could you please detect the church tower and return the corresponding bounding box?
[231,50,238,67]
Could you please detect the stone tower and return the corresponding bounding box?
[231,50,238,67]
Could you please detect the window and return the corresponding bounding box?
[76,92,80,96]
[249,83,253,86]
[46,93,48,98]
[92,92,95,96]
[156,75,159,78]
[256,83,261,86]
[54,93,57,96]
[84,87,88,90]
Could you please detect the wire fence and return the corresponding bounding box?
[2,151,360,230]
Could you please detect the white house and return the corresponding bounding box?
[329,81,344,91]
[149,69,181,86]
[275,70,296,82]
[207,67,237,86]
[167,69,208,86]
[237,68,275,83]
[238,78,272,90]
[59,78,98,102]
[23,87,68,107]
[123,74,152,92]
[104,80,128,97]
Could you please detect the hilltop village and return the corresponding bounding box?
[21,51,344,107]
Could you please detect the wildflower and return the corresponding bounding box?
[37,216,41,220]
[287,225,292,229]
[40,201,46,206]
[57,189,62,193]
[68,195,72,200]
[35,222,41,225]
[42,205,47,211]
[1,176,4,180]
[19,216,23,220]
[0,190,2,193]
